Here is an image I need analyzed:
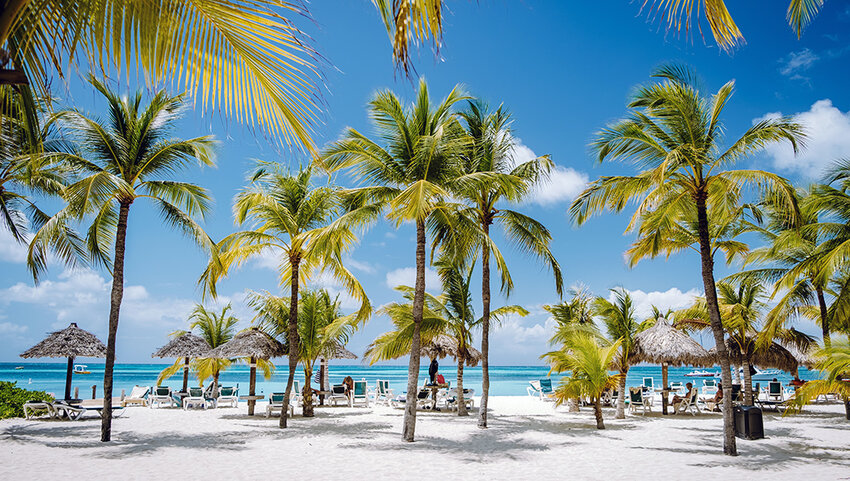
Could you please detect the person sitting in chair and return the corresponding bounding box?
[670,382,693,405]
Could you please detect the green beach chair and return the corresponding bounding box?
[183,387,207,410]
[629,387,651,414]
[265,392,294,418]
[352,380,369,407]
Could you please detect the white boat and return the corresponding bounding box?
[685,370,719,377]
[73,364,90,374]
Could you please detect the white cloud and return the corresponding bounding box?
[0,322,27,334]
[619,287,701,320]
[779,49,819,76]
[345,258,375,274]
[494,314,554,343]
[385,267,440,291]
[253,247,282,271]
[756,99,850,175]
[0,228,28,263]
[508,137,589,206]
[304,271,361,310]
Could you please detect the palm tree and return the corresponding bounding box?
[200,163,371,428]
[785,339,850,420]
[593,288,641,419]
[570,65,804,456]
[320,79,469,442]
[444,100,563,428]
[544,334,623,429]
[1,1,322,150]
[366,260,527,417]
[251,289,359,417]
[155,304,239,391]
[28,77,216,442]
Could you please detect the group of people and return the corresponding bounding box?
[427,358,446,387]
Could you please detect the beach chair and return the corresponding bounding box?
[670,382,684,395]
[121,385,149,407]
[374,380,395,407]
[445,388,475,411]
[527,379,556,401]
[731,384,743,403]
[767,381,784,402]
[52,401,125,420]
[23,401,57,420]
[352,380,369,407]
[628,387,651,414]
[673,387,700,415]
[183,387,207,410]
[752,383,760,402]
[217,386,239,408]
[702,379,718,397]
[329,384,349,406]
[600,388,614,406]
[149,386,175,408]
[265,392,294,418]
[415,388,432,410]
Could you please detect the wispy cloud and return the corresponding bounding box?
[779,48,819,76]
[385,266,439,291]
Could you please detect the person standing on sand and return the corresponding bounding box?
[429,358,439,384]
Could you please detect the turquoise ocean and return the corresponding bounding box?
[0,362,818,398]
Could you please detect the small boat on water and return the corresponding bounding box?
[14,366,24,370]
[685,370,719,377]
[73,364,90,374]
[748,367,782,379]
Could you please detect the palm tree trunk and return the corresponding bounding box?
[734,364,742,384]
[213,370,219,396]
[594,397,605,429]
[182,357,189,393]
[0,0,29,48]
[478,220,491,428]
[302,364,314,417]
[281,256,300,428]
[402,219,426,442]
[816,286,830,348]
[457,358,467,416]
[742,352,753,406]
[616,368,627,419]
[101,201,131,442]
[695,192,737,456]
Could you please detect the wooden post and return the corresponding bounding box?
[64,356,74,400]
[91,385,97,399]
[661,363,669,415]
[74,387,79,399]
[248,356,257,416]
[121,389,126,401]
[182,357,190,392]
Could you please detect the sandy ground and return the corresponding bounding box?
[1,396,847,480]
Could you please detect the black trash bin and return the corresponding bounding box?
[733,405,764,440]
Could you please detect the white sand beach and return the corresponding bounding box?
[1,397,847,480]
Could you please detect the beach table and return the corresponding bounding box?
[313,390,331,406]
[239,395,264,415]
[424,383,448,410]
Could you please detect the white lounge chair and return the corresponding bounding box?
[527,379,556,401]
[415,388,432,410]
[121,385,149,407]
[149,386,175,408]
[628,387,651,415]
[352,380,369,407]
[329,384,349,406]
[767,381,785,402]
[23,401,57,420]
[373,380,395,406]
[265,392,294,418]
[673,387,700,415]
[183,387,207,410]
[217,386,239,408]
[445,388,475,411]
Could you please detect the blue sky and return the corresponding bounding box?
[2,2,850,364]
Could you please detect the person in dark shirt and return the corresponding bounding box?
[428,358,439,384]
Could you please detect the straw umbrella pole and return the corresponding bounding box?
[206,327,285,415]
[630,318,713,415]
[20,322,106,400]
[152,333,212,392]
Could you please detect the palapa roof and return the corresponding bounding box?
[420,334,483,367]
[206,327,285,359]
[629,318,713,367]
[781,343,817,370]
[152,333,211,358]
[709,337,799,375]
[20,322,106,359]
[322,342,357,360]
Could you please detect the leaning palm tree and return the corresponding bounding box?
[320,79,469,442]
[251,289,359,417]
[28,77,216,442]
[570,64,804,456]
[440,100,563,428]
[2,1,322,151]
[200,163,371,428]
[785,339,850,420]
[593,288,642,419]
[544,334,623,430]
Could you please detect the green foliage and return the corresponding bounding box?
[0,381,54,419]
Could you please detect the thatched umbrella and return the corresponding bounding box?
[782,343,817,371]
[206,327,285,415]
[629,318,713,414]
[152,333,211,392]
[20,322,106,400]
[315,342,357,393]
[420,334,483,367]
[711,337,800,376]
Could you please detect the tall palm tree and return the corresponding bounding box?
[251,289,359,417]
[1,1,322,150]
[28,77,216,442]
[593,288,641,419]
[570,65,804,456]
[320,79,469,442]
[443,100,563,428]
[200,163,371,428]
[544,334,623,429]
